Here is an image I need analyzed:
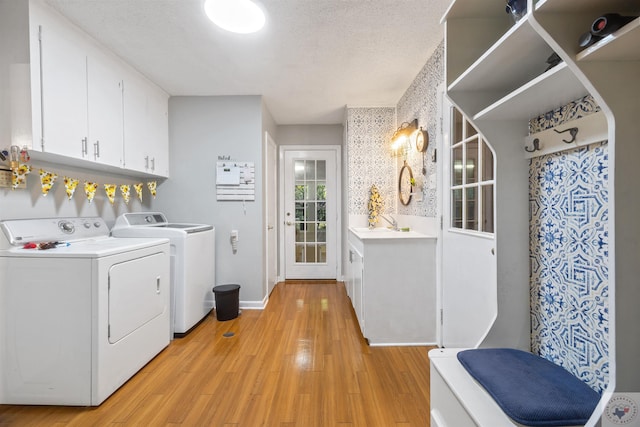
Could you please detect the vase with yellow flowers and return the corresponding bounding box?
[368,184,384,229]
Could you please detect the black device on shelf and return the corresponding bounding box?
[505,0,526,23]
[579,12,637,48]
[545,52,562,72]
[591,13,636,37]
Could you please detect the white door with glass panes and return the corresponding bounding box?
[283,149,337,279]
[441,105,497,348]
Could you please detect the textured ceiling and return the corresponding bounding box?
[44,0,451,125]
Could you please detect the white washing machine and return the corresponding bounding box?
[111,212,215,337]
[0,217,171,406]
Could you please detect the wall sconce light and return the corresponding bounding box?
[391,119,418,155]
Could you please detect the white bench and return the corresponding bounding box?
[429,348,592,427]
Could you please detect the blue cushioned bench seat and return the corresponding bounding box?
[457,348,600,427]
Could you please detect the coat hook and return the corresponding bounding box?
[553,127,578,144]
[525,138,542,153]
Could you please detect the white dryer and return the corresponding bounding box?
[0,217,170,406]
[111,212,215,337]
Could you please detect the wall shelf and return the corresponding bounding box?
[449,17,553,94]
[474,62,587,121]
[536,0,638,14]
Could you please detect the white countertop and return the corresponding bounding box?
[349,226,436,240]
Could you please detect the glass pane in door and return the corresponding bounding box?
[453,146,463,186]
[293,159,328,265]
[482,184,494,233]
[482,141,494,181]
[452,189,463,229]
[466,187,478,230]
[466,140,478,184]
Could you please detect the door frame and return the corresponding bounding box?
[278,145,342,281]
[436,85,447,348]
[263,131,278,298]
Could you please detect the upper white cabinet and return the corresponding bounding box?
[122,72,169,177]
[86,49,125,167]
[24,0,168,177]
[34,5,89,160]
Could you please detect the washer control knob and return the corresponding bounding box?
[59,221,75,234]
[94,221,102,228]
[83,222,91,229]
[145,215,153,223]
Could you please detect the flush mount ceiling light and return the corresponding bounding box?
[204,0,266,34]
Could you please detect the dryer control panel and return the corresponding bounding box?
[0,217,109,247]
[114,212,168,227]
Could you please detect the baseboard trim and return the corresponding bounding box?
[369,341,438,347]
[239,297,267,310]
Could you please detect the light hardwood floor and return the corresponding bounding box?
[0,281,434,426]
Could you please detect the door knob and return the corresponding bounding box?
[286,221,292,226]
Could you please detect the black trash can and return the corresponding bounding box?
[212,284,241,321]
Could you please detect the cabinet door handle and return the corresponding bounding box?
[94,140,100,159]
[145,156,149,169]
[82,137,88,156]
[151,157,155,171]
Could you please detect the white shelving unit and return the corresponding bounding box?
[436,0,640,423]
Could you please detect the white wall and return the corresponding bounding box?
[0,0,31,155]
[151,95,265,305]
[262,99,277,142]
[276,125,343,146]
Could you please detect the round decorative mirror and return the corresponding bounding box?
[398,161,413,206]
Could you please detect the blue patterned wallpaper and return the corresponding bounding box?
[396,41,444,218]
[345,42,444,218]
[529,94,600,134]
[345,107,396,216]
[529,95,609,393]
